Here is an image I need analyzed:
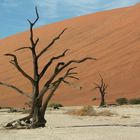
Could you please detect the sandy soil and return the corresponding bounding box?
[0,105,140,140]
[0,3,140,107]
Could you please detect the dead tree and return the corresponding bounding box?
[93,74,108,107]
[0,7,96,129]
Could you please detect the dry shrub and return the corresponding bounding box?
[128,98,140,104]
[67,105,96,116]
[66,105,115,117]
[116,97,128,105]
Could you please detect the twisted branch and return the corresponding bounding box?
[38,57,96,99]
[0,82,31,98]
[5,53,34,84]
[39,49,69,80]
[14,47,32,52]
[41,67,79,114]
[27,6,39,48]
[37,28,67,58]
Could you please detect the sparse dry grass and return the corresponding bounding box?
[97,110,115,116]
[66,105,115,117]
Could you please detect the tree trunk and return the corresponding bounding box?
[30,82,47,128]
[31,104,46,128]
[100,93,105,107]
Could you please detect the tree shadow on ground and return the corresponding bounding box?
[56,123,140,128]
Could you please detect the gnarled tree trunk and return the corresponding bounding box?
[93,74,108,107]
[1,7,96,129]
[99,93,105,107]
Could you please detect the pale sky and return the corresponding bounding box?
[0,0,140,38]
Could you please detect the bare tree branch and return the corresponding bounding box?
[27,6,39,26]
[14,47,32,52]
[5,53,34,84]
[93,82,100,89]
[62,80,70,85]
[68,72,78,75]
[67,76,79,80]
[38,57,96,99]
[0,82,31,98]
[34,38,39,46]
[41,67,79,114]
[63,67,77,76]
[93,74,107,107]
[37,28,67,58]
[3,6,97,129]
[41,79,62,115]
[59,57,96,72]
[27,6,39,48]
[39,49,69,80]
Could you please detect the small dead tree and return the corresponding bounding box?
[93,74,108,107]
[0,7,96,129]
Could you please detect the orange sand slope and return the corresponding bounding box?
[0,4,140,107]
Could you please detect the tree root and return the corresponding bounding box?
[4,115,46,129]
[4,115,32,129]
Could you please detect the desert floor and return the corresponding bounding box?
[0,105,140,140]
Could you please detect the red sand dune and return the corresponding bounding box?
[0,4,140,107]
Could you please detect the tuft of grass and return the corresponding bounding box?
[48,103,63,109]
[66,105,115,117]
[128,98,140,105]
[115,97,140,105]
[66,105,96,116]
[116,97,128,105]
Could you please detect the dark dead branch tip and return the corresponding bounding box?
[93,82,100,86]
[35,6,39,18]
[83,57,96,61]
[67,57,96,65]
[5,53,34,83]
[68,67,77,71]
[27,19,32,25]
[62,80,70,85]
[68,72,78,75]
[27,7,39,27]
[53,49,69,60]
[64,67,77,77]
[37,28,68,58]
[55,28,67,40]
[65,67,77,75]
[63,49,69,54]
[35,38,39,43]
[5,53,15,57]
[61,28,67,34]
[5,53,16,61]
[98,73,104,81]
[14,47,32,52]
[68,76,79,80]
[52,28,67,41]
